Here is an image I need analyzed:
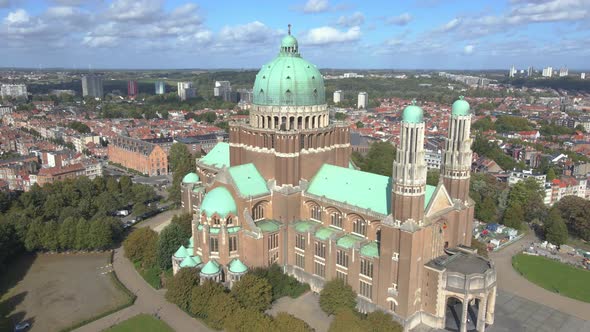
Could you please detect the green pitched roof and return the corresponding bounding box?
[227,226,241,234]
[360,242,379,258]
[402,101,424,123]
[174,245,190,258]
[256,220,281,233]
[425,185,436,209]
[452,96,470,117]
[209,227,220,235]
[348,161,355,169]
[228,163,270,197]
[337,234,365,249]
[315,227,337,241]
[188,237,194,249]
[294,220,320,233]
[182,172,200,184]
[201,186,237,218]
[201,260,221,275]
[307,164,391,215]
[180,256,198,268]
[200,142,230,169]
[229,259,248,274]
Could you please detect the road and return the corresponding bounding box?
[489,230,590,321]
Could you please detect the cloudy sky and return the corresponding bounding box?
[1,0,589,69]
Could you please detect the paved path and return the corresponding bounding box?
[74,247,210,332]
[268,291,332,332]
[489,231,590,321]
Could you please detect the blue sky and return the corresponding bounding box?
[0,0,589,70]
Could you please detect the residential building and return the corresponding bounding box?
[582,73,586,80]
[425,149,442,170]
[214,81,232,102]
[542,67,553,77]
[0,84,27,99]
[527,66,533,77]
[178,82,196,101]
[174,133,228,155]
[0,155,39,191]
[37,163,86,186]
[127,80,138,98]
[358,92,368,109]
[173,34,496,332]
[0,105,14,118]
[81,75,103,98]
[155,81,166,95]
[236,89,253,103]
[107,135,168,176]
[333,90,342,103]
[559,67,568,77]
[508,169,546,186]
[509,65,516,77]
[544,177,587,206]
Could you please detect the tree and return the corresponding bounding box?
[356,121,364,128]
[88,219,113,250]
[471,238,489,258]
[556,196,590,241]
[24,220,44,251]
[273,312,313,332]
[426,170,440,186]
[319,279,357,315]
[224,307,275,332]
[171,213,193,235]
[365,310,403,332]
[334,112,347,120]
[545,208,568,246]
[157,223,189,269]
[502,204,524,230]
[168,142,194,172]
[165,267,200,311]
[190,280,226,318]
[546,168,557,181]
[231,273,272,312]
[477,196,497,223]
[123,227,159,266]
[354,141,396,177]
[328,308,365,332]
[0,222,21,271]
[75,218,90,250]
[205,292,240,329]
[41,221,59,251]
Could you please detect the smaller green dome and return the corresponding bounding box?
[452,96,470,117]
[182,172,200,184]
[201,187,237,218]
[402,100,424,123]
[229,259,248,274]
[174,245,189,259]
[180,256,198,268]
[281,35,298,48]
[200,260,221,275]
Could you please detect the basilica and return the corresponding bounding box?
[172,30,496,332]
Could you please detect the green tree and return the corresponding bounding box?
[427,170,440,186]
[356,121,364,128]
[224,307,275,332]
[273,312,314,332]
[123,227,159,267]
[334,112,347,120]
[168,142,194,172]
[75,218,90,250]
[328,308,365,332]
[165,267,200,311]
[319,279,357,315]
[365,310,403,332]
[41,221,59,251]
[471,238,489,258]
[190,280,226,318]
[88,219,113,250]
[556,196,590,241]
[545,208,568,245]
[205,292,240,329]
[0,222,21,270]
[477,196,497,223]
[157,223,189,269]
[231,273,273,312]
[250,264,309,301]
[546,168,557,181]
[355,141,396,177]
[502,204,524,230]
[171,213,193,235]
[24,220,44,251]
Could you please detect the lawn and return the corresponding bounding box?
[133,261,162,289]
[104,314,174,332]
[512,253,590,303]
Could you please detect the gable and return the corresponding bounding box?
[228,163,270,198]
[199,142,230,169]
[425,184,454,217]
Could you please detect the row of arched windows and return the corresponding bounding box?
[308,203,369,237]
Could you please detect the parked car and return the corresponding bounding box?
[15,322,30,331]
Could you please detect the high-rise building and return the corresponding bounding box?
[357,91,368,109]
[236,88,253,103]
[542,67,553,77]
[214,81,232,102]
[127,80,138,98]
[155,81,166,95]
[81,75,103,98]
[174,32,496,332]
[0,84,27,99]
[177,82,196,101]
[527,66,533,77]
[509,65,516,78]
[333,90,342,103]
[559,67,569,77]
[582,73,586,80]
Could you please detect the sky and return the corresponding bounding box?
[0,0,589,70]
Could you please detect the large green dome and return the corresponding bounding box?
[402,100,424,123]
[452,96,470,117]
[201,186,237,218]
[253,34,326,106]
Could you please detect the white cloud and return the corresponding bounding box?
[106,0,162,22]
[301,26,361,45]
[337,12,365,27]
[303,0,329,13]
[218,21,281,46]
[439,18,461,32]
[464,45,474,54]
[5,9,30,25]
[386,13,413,26]
[82,35,120,48]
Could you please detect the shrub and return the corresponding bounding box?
[231,274,272,312]
[274,312,313,332]
[320,279,357,315]
[165,267,199,310]
[250,264,310,300]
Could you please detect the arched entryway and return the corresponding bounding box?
[445,296,463,331]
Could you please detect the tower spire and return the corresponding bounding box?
[288,24,291,35]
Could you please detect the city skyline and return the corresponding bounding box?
[0,0,589,70]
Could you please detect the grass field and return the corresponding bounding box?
[512,253,590,303]
[133,261,162,289]
[104,314,174,332]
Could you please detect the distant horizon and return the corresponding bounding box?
[1,1,589,69]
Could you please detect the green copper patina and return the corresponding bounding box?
[451,96,470,117]
[201,186,237,218]
[252,29,326,106]
[182,172,200,184]
[228,163,270,197]
[200,142,230,169]
[201,260,221,275]
[402,100,424,123]
[229,259,248,274]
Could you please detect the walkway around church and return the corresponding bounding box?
[74,246,211,332]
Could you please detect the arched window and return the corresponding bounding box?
[253,203,264,221]
[226,216,233,225]
[353,218,367,236]
[310,205,321,221]
[331,212,342,228]
[212,216,221,225]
